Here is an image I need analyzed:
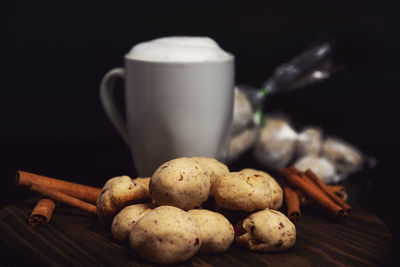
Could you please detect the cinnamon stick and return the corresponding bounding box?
[15,170,101,204]
[297,191,309,205]
[327,185,345,193]
[280,167,346,221]
[30,184,97,215]
[29,198,56,226]
[283,184,301,223]
[305,169,352,215]
[297,186,347,203]
[326,185,348,201]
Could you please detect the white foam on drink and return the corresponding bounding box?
[126,36,232,62]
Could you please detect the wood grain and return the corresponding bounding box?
[0,198,391,266]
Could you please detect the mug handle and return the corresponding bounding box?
[99,68,130,146]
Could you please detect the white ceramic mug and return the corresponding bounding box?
[100,54,234,176]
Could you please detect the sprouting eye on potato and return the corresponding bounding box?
[97,157,294,264]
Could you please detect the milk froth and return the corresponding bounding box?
[126,36,232,63]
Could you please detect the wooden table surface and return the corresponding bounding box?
[0,198,392,266]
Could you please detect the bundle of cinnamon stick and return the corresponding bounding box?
[280,166,351,223]
[15,170,102,226]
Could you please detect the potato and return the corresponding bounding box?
[129,206,201,264]
[149,158,211,210]
[188,209,234,254]
[212,172,272,212]
[235,209,296,252]
[96,176,150,226]
[111,203,155,242]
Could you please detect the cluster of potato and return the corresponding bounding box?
[96,157,296,264]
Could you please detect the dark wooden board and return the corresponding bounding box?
[0,198,391,266]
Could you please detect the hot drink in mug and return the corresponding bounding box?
[100,37,234,176]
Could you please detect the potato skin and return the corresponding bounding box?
[235,209,296,252]
[149,158,211,210]
[188,209,234,254]
[129,206,201,264]
[111,203,155,242]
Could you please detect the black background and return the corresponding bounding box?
[1,0,399,265]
